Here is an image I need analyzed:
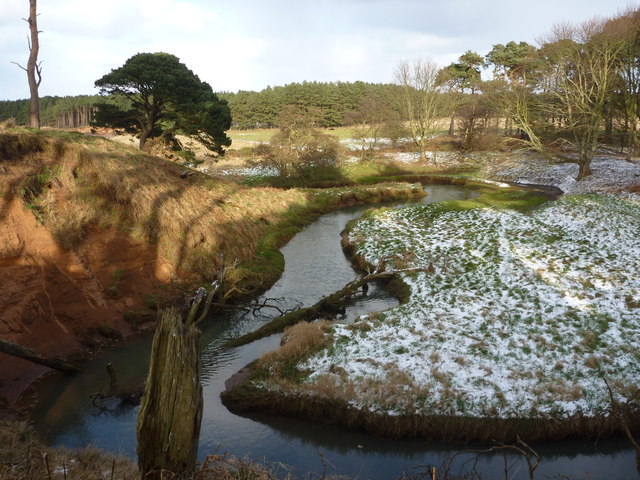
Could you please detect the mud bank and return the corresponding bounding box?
[221,367,639,442]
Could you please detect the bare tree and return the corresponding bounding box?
[254,104,340,177]
[601,8,640,159]
[395,59,452,161]
[344,93,394,160]
[540,20,624,178]
[12,0,42,128]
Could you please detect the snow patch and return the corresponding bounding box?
[298,194,640,419]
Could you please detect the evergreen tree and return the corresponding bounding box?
[94,52,231,152]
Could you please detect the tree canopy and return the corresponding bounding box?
[219,81,403,129]
[94,52,231,153]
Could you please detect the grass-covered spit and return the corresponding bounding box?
[241,192,640,440]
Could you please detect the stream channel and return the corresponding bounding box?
[30,184,636,479]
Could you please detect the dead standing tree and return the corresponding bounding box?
[136,281,220,479]
[12,0,42,128]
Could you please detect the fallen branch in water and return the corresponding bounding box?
[211,297,301,317]
[225,256,431,348]
[89,363,144,410]
[0,338,81,373]
[459,435,541,480]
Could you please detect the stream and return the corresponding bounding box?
[30,184,636,479]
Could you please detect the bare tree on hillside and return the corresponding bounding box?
[395,59,452,161]
[602,8,640,159]
[12,0,42,128]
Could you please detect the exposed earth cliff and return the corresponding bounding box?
[0,128,425,412]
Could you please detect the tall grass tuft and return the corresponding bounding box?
[257,321,332,380]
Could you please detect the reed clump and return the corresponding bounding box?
[257,321,332,381]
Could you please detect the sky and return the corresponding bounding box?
[0,0,635,100]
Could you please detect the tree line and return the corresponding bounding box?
[0,82,404,130]
[218,81,405,129]
[3,7,639,179]
[0,95,101,128]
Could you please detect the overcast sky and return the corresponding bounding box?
[0,0,635,100]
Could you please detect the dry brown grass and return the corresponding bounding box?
[1,129,314,295]
[0,118,17,131]
[190,453,297,480]
[2,129,423,300]
[0,420,138,480]
[257,321,332,378]
[0,420,353,480]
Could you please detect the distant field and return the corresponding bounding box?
[228,127,358,149]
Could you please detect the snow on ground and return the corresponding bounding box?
[200,165,280,177]
[296,194,640,419]
[340,138,392,151]
[486,150,640,194]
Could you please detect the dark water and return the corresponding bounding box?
[30,185,637,479]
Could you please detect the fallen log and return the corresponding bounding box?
[225,261,429,348]
[0,338,81,373]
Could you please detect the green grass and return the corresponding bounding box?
[443,185,552,212]
[244,160,481,189]
[228,126,358,146]
[240,182,426,296]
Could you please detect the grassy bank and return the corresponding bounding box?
[242,157,482,189]
[223,190,640,441]
[0,127,426,300]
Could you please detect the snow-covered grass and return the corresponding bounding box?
[340,137,393,151]
[201,165,280,177]
[488,151,640,194]
[268,193,640,420]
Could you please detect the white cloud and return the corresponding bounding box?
[0,0,636,100]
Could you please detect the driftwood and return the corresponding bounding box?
[89,363,143,410]
[225,259,430,348]
[0,338,81,373]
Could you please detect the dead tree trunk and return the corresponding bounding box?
[25,0,41,128]
[136,281,219,479]
[0,339,81,373]
[136,308,203,479]
[25,1,42,128]
[11,0,42,128]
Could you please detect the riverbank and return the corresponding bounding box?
[222,155,640,442]
[0,128,427,416]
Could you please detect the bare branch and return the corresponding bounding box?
[35,61,43,87]
[10,61,27,72]
[462,436,540,480]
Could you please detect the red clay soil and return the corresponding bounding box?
[0,189,173,412]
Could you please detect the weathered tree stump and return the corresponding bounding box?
[136,308,203,479]
[136,280,220,479]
